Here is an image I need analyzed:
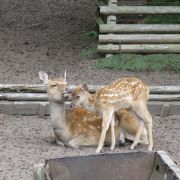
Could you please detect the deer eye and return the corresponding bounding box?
[51,84,57,87]
[76,95,80,99]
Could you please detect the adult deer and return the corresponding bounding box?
[39,72,148,148]
[71,78,153,153]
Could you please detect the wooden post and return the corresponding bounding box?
[105,0,117,57]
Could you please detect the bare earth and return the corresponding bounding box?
[0,114,179,180]
[0,0,180,180]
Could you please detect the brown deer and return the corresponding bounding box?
[71,78,153,153]
[39,72,148,148]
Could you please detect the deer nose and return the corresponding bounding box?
[65,88,72,94]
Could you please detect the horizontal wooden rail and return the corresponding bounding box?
[99,24,180,33]
[0,93,180,101]
[99,34,180,44]
[97,44,180,53]
[0,93,48,101]
[100,6,180,15]
[1,84,180,94]
[1,101,180,116]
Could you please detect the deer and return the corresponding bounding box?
[70,77,153,153]
[39,71,148,149]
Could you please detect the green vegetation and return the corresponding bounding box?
[80,45,97,60]
[80,31,98,59]
[144,15,180,24]
[147,0,180,6]
[144,0,180,24]
[95,54,180,72]
[83,31,98,38]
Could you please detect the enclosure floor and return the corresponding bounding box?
[0,114,179,180]
[0,0,180,85]
[0,0,180,179]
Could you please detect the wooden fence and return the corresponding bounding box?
[1,84,180,117]
[96,0,180,56]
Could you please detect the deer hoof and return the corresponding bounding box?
[130,144,136,150]
[96,147,101,153]
[147,145,153,151]
[110,145,115,150]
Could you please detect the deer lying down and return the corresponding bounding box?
[39,71,147,148]
[70,78,153,153]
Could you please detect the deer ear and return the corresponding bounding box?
[82,84,88,91]
[63,70,66,81]
[39,71,49,85]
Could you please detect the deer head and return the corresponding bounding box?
[39,71,67,102]
[71,84,95,111]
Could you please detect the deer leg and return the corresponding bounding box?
[119,128,125,144]
[141,128,148,145]
[56,140,65,146]
[110,114,116,150]
[96,110,113,153]
[131,101,153,151]
[130,120,144,150]
[68,134,94,148]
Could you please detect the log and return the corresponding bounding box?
[0,93,180,101]
[150,86,180,94]
[105,0,117,57]
[99,34,180,44]
[0,93,48,101]
[0,84,46,93]
[1,84,180,94]
[100,6,180,15]
[97,44,180,53]
[150,94,180,101]
[1,101,180,116]
[99,24,180,34]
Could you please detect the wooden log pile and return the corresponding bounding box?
[96,1,180,55]
[1,84,180,117]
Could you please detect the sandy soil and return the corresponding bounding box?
[0,114,179,180]
[0,0,180,85]
[0,0,180,180]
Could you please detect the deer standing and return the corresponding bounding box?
[71,78,153,153]
[39,72,148,148]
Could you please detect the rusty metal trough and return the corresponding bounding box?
[33,151,180,180]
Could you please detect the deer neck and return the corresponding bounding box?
[49,101,66,129]
[83,95,96,112]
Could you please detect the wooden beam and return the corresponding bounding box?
[1,101,180,116]
[105,0,117,58]
[99,24,180,33]
[1,84,180,94]
[99,34,180,44]
[100,6,180,15]
[0,93,48,101]
[97,44,180,53]
[0,84,46,93]
[0,93,180,101]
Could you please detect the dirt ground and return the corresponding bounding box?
[0,114,179,180]
[0,0,180,179]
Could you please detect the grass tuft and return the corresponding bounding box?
[95,54,180,72]
[80,45,97,60]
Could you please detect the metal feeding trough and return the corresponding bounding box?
[33,151,180,180]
